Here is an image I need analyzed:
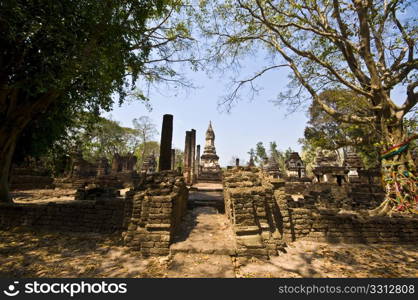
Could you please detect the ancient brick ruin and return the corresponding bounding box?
[10,160,54,190]
[223,167,418,258]
[2,116,417,261]
[198,122,222,182]
[123,171,188,256]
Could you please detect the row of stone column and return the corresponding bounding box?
[157,115,202,183]
[183,129,200,185]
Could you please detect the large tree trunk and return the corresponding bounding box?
[0,129,19,203]
[0,88,59,202]
[370,118,417,216]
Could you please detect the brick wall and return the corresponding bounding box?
[274,183,418,243]
[275,189,418,243]
[223,167,284,257]
[0,199,127,233]
[224,167,418,258]
[10,167,54,190]
[122,171,188,256]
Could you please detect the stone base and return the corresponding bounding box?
[198,172,222,182]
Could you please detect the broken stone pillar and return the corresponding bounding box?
[158,114,173,171]
[171,149,176,170]
[190,129,196,183]
[196,145,201,178]
[183,131,192,184]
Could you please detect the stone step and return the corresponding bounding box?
[196,177,223,183]
[187,200,225,213]
[170,207,237,257]
[191,188,224,192]
[170,246,236,255]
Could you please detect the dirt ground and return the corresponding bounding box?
[11,189,77,204]
[3,188,418,278]
[1,227,417,278]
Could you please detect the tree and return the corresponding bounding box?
[0,0,196,202]
[247,148,256,161]
[132,116,158,168]
[268,141,294,170]
[302,89,382,168]
[269,142,280,159]
[13,113,143,176]
[134,141,160,170]
[174,148,184,170]
[81,117,140,161]
[198,0,418,214]
[255,142,267,166]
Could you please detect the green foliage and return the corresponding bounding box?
[134,141,160,170]
[1,0,165,111]
[269,142,294,171]
[19,114,145,176]
[174,148,184,170]
[80,117,140,162]
[255,142,267,165]
[132,116,158,168]
[301,89,381,168]
[2,0,196,172]
[251,141,293,169]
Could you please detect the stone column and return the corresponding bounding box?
[196,145,201,179]
[171,149,176,170]
[158,114,173,171]
[190,129,196,183]
[183,131,192,184]
[235,158,239,167]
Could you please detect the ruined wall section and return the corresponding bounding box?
[284,181,384,210]
[223,167,284,257]
[225,168,418,258]
[0,200,126,233]
[123,171,188,256]
[274,183,418,244]
[10,167,54,190]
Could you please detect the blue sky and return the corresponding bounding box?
[104,53,409,167]
[104,53,311,167]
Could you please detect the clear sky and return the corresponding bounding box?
[104,52,409,167]
[104,52,311,167]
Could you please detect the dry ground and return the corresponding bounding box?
[3,188,417,278]
[11,189,77,204]
[1,227,417,278]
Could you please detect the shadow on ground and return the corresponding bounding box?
[0,228,166,277]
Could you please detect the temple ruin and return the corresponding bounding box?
[198,121,222,182]
[2,115,417,263]
[312,149,347,185]
[285,152,308,181]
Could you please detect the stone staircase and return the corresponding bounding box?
[187,182,224,212]
[170,206,236,255]
[167,185,237,277]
